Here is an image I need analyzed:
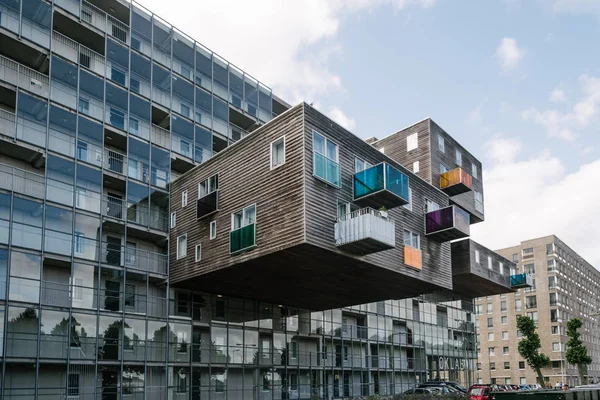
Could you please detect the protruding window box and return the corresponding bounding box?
[353,163,409,209]
[404,246,422,270]
[440,167,472,196]
[230,223,256,254]
[425,205,470,241]
[335,207,395,254]
[510,273,533,289]
[196,191,218,219]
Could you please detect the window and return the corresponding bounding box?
[551,361,561,369]
[475,250,480,264]
[472,162,478,179]
[125,242,136,265]
[440,164,448,174]
[504,362,510,370]
[355,158,372,173]
[198,175,219,198]
[403,230,420,249]
[68,373,80,397]
[455,150,462,166]
[486,303,492,313]
[232,205,256,230]
[548,276,557,289]
[552,326,559,335]
[552,342,561,352]
[170,212,176,228]
[487,318,493,328]
[500,301,507,313]
[270,136,285,169]
[413,161,420,173]
[550,309,559,323]
[475,304,483,315]
[74,232,85,254]
[489,347,495,356]
[520,377,526,385]
[403,187,412,211]
[407,132,418,151]
[547,259,557,272]
[517,330,523,338]
[290,373,298,391]
[526,311,538,324]
[78,97,89,114]
[195,244,201,262]
[503,346,509,355]
[438,135,445,152]
[182,191,188,207]
[488,332,494,341]
[525,278,536,293]
[501,316,508,325]
[547,243,555,255]
[488,256,492,270]
[313,131,340,187]
[290,342,298,359]
[210,221,216,240]
[343,345,349,361]
[523,247,534,256]
[425,199,439,213]
[525,295,537,309]
[512,253,518,263]
[490,362,496,370]
[502,331,509,340]
[519,361,525,370]
[177,235,187,259]
[474,190,483,212]
[524,263,535,274]
[337,200,350,218]
[125,284,135,307]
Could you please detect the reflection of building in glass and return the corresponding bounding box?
[0,0,514,397]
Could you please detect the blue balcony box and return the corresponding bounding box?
[353,163,409,209]
[510,273,533,289]
[425,205,470,241]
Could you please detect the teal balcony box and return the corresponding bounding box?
[230,223,256,254]
[510,273,533,289]
[353,163,409,209]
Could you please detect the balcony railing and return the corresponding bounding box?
[52,31,105,76]
[0,54,50,98]
[197,191,218,219]
[100,241,167,275]
[353,162,409,209]
[0,162,45,199]
[425,205,470,241]
[510,273,533,289]
[151,124,170,149]
[230,223,256,254]
[440,167,472,196]
[404,245,422,270]
[334,207,395,254]
[0,108,16,138]
[79,0,130,45]
[104,149,126,175]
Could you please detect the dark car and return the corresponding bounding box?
[404,388,436,395]
[421,381,468,393]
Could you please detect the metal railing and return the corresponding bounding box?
[335,207,395,248]
[151,124,170,149]
[99,240,168,275]
[104,148,127,175]
[0,162,46,198]
[0,108,16,138]
[0,54,49,98]
[80,0,130,45]
[52,31,106,76]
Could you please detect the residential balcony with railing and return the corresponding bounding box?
[510,273,533,289]
[334,207,395,254]
[104,148,127,175]
[230,223,256,254]
[52,31,105,76]
[0,54,50,99]
[0,162,46,199]
[0,108,17,138]
[100,240,167,275]
[151,124,170,149]
[353,162,409,209]
[404,245,422,270]
[425,205,470,241]
[440,167,472,196]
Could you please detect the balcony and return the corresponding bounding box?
[404,246,422,270]
[440,167,472,196]
[425,205,470,241]
[197,191,218,219]
[353,163,409,209]
[334,207,395,254]
[511,273,533,289]
[230,223,256,254]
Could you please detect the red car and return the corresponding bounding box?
[467,385,492,400]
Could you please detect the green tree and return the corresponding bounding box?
[516,315,550,386]
[566,318,592,385]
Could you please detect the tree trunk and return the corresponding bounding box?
[578,363,587,385]
[535,368,545,387]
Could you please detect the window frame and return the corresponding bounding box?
[198,174,219,199]
[312,130,340,188]
[195,244,201,262]
[176,234,187,259]
[403,229,420,250]
[210,220,216,240]
[182,190,188,207]
[407,132,418,151]
[231,204,257,230]
[455,149,462,166]
[472,162,478,179]
[412,160,420,173]
[403,186,413,211]
[170,211,176,229]
[354,157,372,173]
[438,135,445,153]
[270,136,286,170]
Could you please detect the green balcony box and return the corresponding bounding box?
[230,223,256,254]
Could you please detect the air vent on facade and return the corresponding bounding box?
[30,78,42,88]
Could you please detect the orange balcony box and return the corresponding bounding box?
[440,167,472,196]
[404,246,422,270]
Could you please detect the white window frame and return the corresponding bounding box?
[412,161,420,173]
[455,150,462,166]
[198,174,219,199]
[438,135,445,152]
[312,130,340,187]
[425,198,439,213]
[403,229,420,250]
[170,212,176,229]
[270,136,286,169]
[195,244,201,262]
[488,256,492,270]
[407,132,418,151]
[210,221,217,240]
[354,157,372,173]
[176,234,187,259]
[403,187,412,211]
[475,250,480,264]
[472,162,478,179]
[182,190,188,207]
[440,164,448,174]
[231,204,257,230]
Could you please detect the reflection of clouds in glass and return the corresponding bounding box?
[9,277,40,303]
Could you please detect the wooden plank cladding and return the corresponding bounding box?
[170,102,505,310]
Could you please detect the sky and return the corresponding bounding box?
[136,0,600,267]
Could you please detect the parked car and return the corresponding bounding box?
[467,385,492,400]
[404,388,437,395]
[421,381,468,393]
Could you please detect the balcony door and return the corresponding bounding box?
[105,236,121,266]
[104,280,120,312]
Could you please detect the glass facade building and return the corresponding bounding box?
[0,0,477,397]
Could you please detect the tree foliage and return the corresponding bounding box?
[516,315,550,386]
[566,318,592,384]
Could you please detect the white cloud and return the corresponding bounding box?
[551,0,600,15]
[136,0,434,104]
[496,38,525,71]
[484,136,522,164]
[523,74,600,141]
[549,88,567,103]
[472,141,600,267]
[327,106,357,130]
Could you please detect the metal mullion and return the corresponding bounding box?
[0,190,14,399]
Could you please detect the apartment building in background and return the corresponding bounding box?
[476,235,600,387]
[0,0,521,397]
